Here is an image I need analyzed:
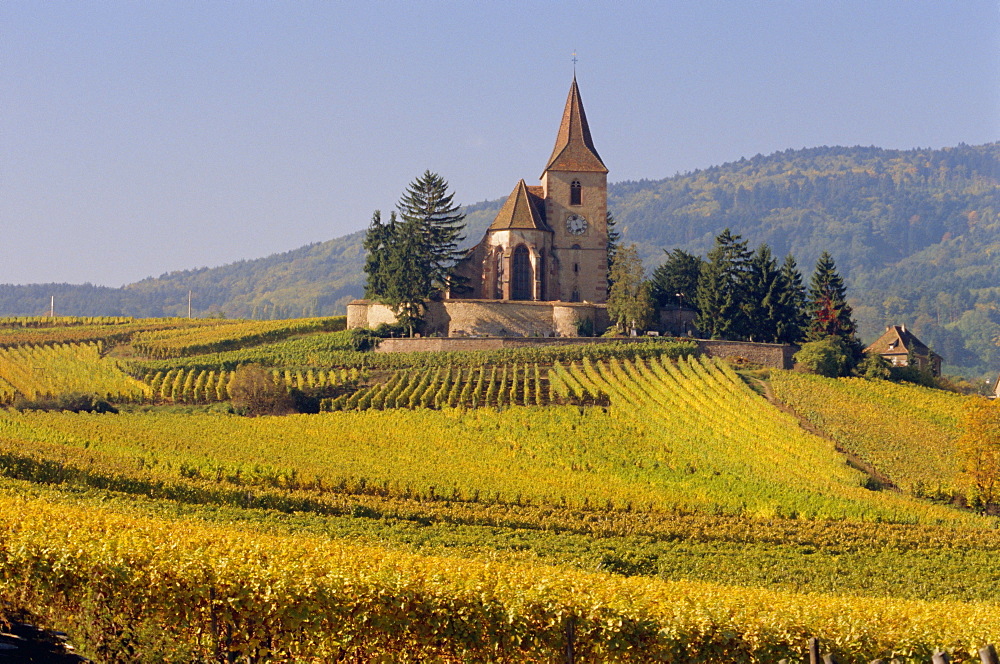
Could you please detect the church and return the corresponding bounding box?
[347,76,612,337]
[449,75,609,304]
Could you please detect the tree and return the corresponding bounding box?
[362,172,466,335]
[229,364,295,416]
[606,211,621,292]
[743,244,782,342]
[775,254,808,344]
[363,210,392,299]
[807,252,863,362]
[378,214,431,337]
[695,229,751,340]
[957,399,1000,510]
[396,170,466,293]
[650,248,703,309]
[607,244,654,334]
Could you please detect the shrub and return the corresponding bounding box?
[794,337,851,377]
[229,364,296,416]
[856,352,891,380]
[14,392,118,413]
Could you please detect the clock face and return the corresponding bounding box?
[566,214,588,235]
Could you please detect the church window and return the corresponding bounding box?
[570,180,582,206]
[511,246,532,301]
[573,263,579,273]
[571,289,580,302]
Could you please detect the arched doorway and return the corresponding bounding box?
[511,245,532,300]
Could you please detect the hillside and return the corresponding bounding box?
[2,318,1000,659]
[1,143,997,374]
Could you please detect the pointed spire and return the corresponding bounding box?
[489,179,549,231]
[543,75,607,175]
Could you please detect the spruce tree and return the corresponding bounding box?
[743,244,782,343]
[395,170,466,292]
[775,254,808,344]
[695,229,751,340]
[379,214,431,337]
[362,210,391,299]
[650,248,703,309]
[362,172,466,335]
[807,252,863,357]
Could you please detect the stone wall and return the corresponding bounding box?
[347,299,609,338]
[373,335,797,370]
[695,339,797,370]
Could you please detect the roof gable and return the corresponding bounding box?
[488,180,550,232]
[865,325,933,356]
[543,76,608,175]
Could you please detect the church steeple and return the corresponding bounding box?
[543,75,608,175]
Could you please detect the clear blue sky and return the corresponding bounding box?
[2,1,998,286]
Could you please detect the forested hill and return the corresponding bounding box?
[1,143,997,374]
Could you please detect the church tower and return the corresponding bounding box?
[541,76,609,303]
[448,75,608,304]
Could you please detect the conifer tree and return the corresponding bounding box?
[379,214,430,337]
[650,248,703,309]
[695,229,751,339]
[775,254,808,344]
[362,172,466,335]
[807,252,863,358]
[606,211,621,289]
[395,170,466,292]
[362,210,391,299]
[743,244,782,342]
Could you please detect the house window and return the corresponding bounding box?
[570,180,582,206]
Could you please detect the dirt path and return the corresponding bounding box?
[746,375,899,492]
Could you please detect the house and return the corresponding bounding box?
[865,325,942,377]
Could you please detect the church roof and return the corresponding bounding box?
[489,179,550,232]
[865,325,936,358]
[543,75,608,175]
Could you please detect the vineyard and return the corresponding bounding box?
[0,342,149,403]
[770,371,968,496]
[0,317,995,661]
[131,316,346,358]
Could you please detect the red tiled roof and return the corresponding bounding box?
[543,76,608,175]
[488,179,550,232]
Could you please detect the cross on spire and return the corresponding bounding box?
[571,50,578,72]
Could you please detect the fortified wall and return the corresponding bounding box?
[372,336,797,370]
[347,299,610,338]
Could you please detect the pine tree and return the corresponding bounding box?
[775,254,808,344]
[607,244,655,334]
[807,252,863,358]
[650,248,702,309]
[695,229,752,340]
